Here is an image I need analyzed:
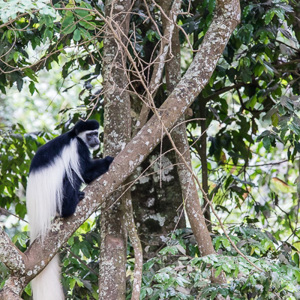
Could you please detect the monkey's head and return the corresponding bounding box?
[73,120,100,150]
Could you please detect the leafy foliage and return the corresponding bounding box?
[0,0,55,23]
[126,229,300,300]
[0,124,54,218]
[187,0,300,267]
[60,219,101,299]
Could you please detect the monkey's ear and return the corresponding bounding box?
[70,125,79,137]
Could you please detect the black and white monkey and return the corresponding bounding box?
[26,120,113,300]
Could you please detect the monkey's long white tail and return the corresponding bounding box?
[26,165,66,300]
[30,255,64,300]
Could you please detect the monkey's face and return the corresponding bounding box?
[78,130,100,150]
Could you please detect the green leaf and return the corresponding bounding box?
[293,253,299,267]
[12,232,27,248]
[73,29,81,42]
[79,20,96,30]
[254,64,265,77]
[294,270,300,282]
[207,0,216,14]
[13,51,20,63]
[234,264,239,277]
[221,237,231,250]
[241,67,252,83]
[24,284,32,296]
[80,242,91,258]
[43,27,53,41]
[24,68,38,82]
[16,77,23,92]
[43,14,55,27]
[271,113,279,126]
[61,13,76,34]
[74,9,93,20]
[79,27,91,40]
[69,278,76,290]
[262,136,271,151]
[264,8,285,25]
[146,30,160,42]
[289,121,300,136]
[159,246,178,255]
[74,277,84,287]
[29,81,36,95]
[222,263,231,273]
[15,202,26,219]
[264,10,275,25]
[214,265,223,277]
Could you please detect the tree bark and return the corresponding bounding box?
[131,139,185,257]
[131,0,185,258]
[124,191,143,300]
[0,277,23,300]
[99,0,131,298]
[0,1,240,296]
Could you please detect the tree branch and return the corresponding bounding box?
[0,227,26,273]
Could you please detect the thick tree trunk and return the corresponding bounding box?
[99,0,131,298]
[130,0,185,257]
[131,139,185,257]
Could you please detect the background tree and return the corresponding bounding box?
[0,0,300,299]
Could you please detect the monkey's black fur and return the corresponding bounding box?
[29,120,113,217]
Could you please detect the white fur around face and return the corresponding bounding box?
[26,138,82,242]
[77,129,99,150]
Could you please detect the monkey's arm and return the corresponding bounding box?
[82,156,114,184]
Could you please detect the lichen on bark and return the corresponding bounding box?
[99,0,131,298]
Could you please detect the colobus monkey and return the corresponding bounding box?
[26,120,113,300]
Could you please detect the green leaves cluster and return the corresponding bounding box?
[60,220,101,299]
[0,0,55,23]
[60,2,98,39]
[0,0,104,96]
[128,228,300,300]
[0,124,52,218]
[257,96,300,160]
[186,0,299,264]
[188,0,298,165]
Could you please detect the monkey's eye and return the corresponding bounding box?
[86,132,98,140]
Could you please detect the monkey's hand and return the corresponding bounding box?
[104,156,114,170]
[78,191,85,201]
[104,156,114,164]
